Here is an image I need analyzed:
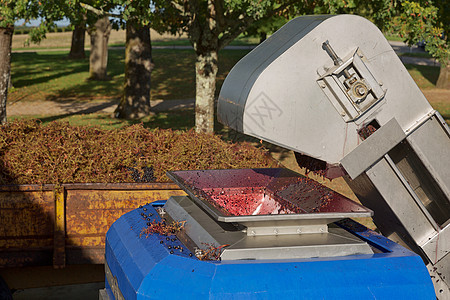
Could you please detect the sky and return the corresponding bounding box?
[15,18,71,27]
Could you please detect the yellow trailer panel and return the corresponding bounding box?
[0,183,185,268]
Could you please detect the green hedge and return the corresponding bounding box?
[14,26,71,35]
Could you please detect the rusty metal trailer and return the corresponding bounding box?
[0,183,184,269]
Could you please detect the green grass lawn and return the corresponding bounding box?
[384,33,405,42]
[433,102,450,120]
[10,50,124,102]
[405,64,440,90]
[10,48,251,103]
[398,52,433,59]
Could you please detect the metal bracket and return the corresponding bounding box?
[246,224,328,236]
[318,41,386,122]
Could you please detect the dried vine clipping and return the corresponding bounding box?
[140,220,186,237]
[195,243,230,261]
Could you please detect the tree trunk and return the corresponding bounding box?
[0,26,14,125]
[68,23,86,59]
[195,50,218,134]
[114,23,153,119]
[88,17,111,80]
[259,32,267,44]
[436,63,450,89]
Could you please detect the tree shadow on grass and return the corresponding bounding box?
[33,109,195,131]
[149,49,196,100]
[11,48,249,108]
[45,50,125,101]
[404,64,440,87]
[36,100,119,124]
[149,49,250,101]
[11,50,125,102]
[12,52,89,88]
[13,65,88,88]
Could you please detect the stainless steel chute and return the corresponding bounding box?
[218,14,450,298]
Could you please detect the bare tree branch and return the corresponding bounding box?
[213,0,226,32]
[218,18,254,49]
[170,0,188,15]
[80,2,122,18]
